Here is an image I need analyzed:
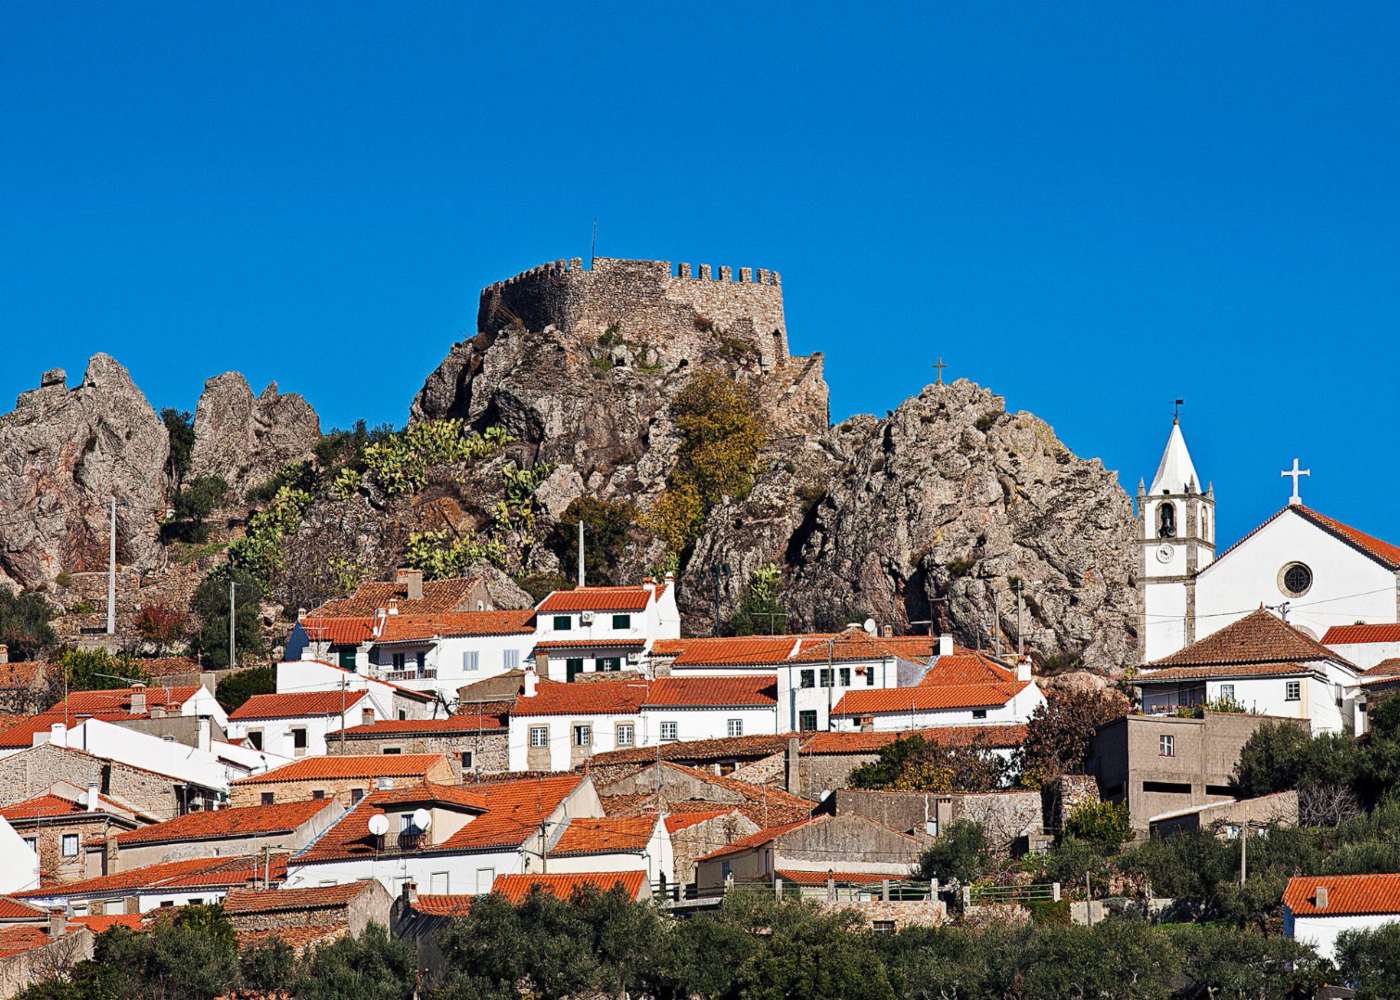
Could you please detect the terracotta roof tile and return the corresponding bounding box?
[411,893,475,916]
[551,816,656,856]
[775,869,904,886]
[1323,623,1400,646]
[235,924,347,954]
[373,610,536,643]
[918,651,1017,686]
[1283,874,1400,917]
[598,763,813,828]
[490,871,646,904]
[308,578,484,617]
[642,676,777,708]
[588,733,797,767]
[116,799,334,846]
[1137,661,1320,682]
[0,790,141,823]
[664,809,732,833]
[666,636,802,667]
[339,715,505,736]
[696,818,815,860]
[54,686,201,715]
[1363,658,1400,679]
[832,682,1029,716]
[510,679,650,717]
[537,587,655,613]
[801,725,1029,754]
[1146,608,1354,670]
[0,897,45,921]
[70,914,144,933]
[0,925,55,959]
[222,881,375,914]
[1294,507,1400,570]
[0,712,135,749]
[530,638,647,653]
[299,618,375,645]
[231,753,449,785]
[229,690,367,721]
[14,855,288,898]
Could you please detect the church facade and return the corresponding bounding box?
[1138,421,1400,663]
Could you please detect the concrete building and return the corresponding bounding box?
[1148,790,1298,838]
[1087,711,1307,830]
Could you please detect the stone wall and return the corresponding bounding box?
[229,758,455,807]
[478,257,789,370]
[0,927,93,998]
[831,789,1042,854]
[0,744,189,820]
[668,812,758,887]
[15,816,109,883]
[1042,773,1101,833]
[326,732,508,780]
[822,898,945,931]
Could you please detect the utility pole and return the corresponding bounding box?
[340,673,347,753]
[1014,580,1025,657]
[1239,822,1251,884]
[228,579,237,668]
[107,497,117,635]
[577,520,585,587]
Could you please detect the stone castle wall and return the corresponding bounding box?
[478,257,789,369]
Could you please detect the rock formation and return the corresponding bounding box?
[0,356,169,590]
[189,373,320,496]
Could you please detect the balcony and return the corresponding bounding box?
[381,668,437,682]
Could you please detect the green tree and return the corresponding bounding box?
[1337,921,1400,1000]
[732,903,896,1000]
[917,819,991,883]
[728,562,787,636]
[213,665,275,714]
[161,408,195,490]
[189,566,265,668]
[239,939,295,993]
[1063,800,1131,854]
[1165,923,1334,999]
[60,648,150,691]
[164,475,228,544]
[546,497,636,587]
[849,734,1009,792]
[294,923,415,1000]
[0,589,56,660]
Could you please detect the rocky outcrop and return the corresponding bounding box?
[0,356,169,590]
[189,373,320,496]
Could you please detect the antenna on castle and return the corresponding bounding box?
[590,219,598,266]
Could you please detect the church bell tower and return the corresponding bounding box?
[1138,416,1215,661]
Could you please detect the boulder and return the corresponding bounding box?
[189,372,320,496]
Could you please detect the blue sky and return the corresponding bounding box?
[2,2,1396,547]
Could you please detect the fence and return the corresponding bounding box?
[963,882,1061,907]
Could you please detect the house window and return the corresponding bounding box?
[461,751,473,770]
[727,719,743,738]
[873,920,896,934]
[350,788,364,804]
[866,668,876,686]
[616,723,635,747]
[573,725,592,747]
[430,872,450,894]
[566,658,584,683]
[462,651,479,672]
[598,656,623,672]
[839,668,851,687]
[799,710,818,732]
[392,652,406,670]
[382,746,402,754]
[612,614,631,629]
[1220,684,1235,702]
[337,647,357,671]
[504,649,520,670]
[415,651,426,670]
[398,709,406,720]
[529,726,549,748]
[260,793,274,806]
[1286,680,1301,701]
[311,789,325,800]
[800,670,815,689]
[819,669,832,687]
[62,834,79,857]
[553,616,572,631]
[475,867,495,893]
[1159,734,1175,757]
[972,709,987,720]
[246,731,263,751]
[292,728,308,753]
[660,721,678,742]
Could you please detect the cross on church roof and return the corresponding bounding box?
[933,356,947,386]
[1281,457,1311,506]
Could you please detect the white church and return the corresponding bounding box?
[1138,418,1400,664]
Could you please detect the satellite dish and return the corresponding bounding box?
[863,618,877,635]
[367,813,389,837]
[412,808,432,832]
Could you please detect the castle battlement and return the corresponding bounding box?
[478,256,790,369]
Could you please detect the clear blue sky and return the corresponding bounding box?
[3,2,1396,548]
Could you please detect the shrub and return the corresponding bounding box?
[226,485,313,584]
[728,562,788,635]
[361,421,511,497]
[1063,801,1131,854]
[189,566,266,668]
[214,666,275,714]
[917,819,991,883]
[162,408,195,489]
[134,602,187,655]
[1017,687,1128,787]
[0,589,56,661]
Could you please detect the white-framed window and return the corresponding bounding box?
[727,718,743,738]
[430,871,450,893]
[529,726,549,747]
[1220,684,1235,701]
[475,867,495,893]
[504,649,520,670]
[1285,680,1301,701]
[616,723,635,747]
[659,721,678,742]
[573,725,592,747]
[1159,734,1175,757]
[462,651,479,672]
[61,834,79,857]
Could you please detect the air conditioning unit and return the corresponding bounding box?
[580,611,595,624]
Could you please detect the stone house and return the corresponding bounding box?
[227,753,455,808]
[0,743,220,820]
[827,788,1042,855]
[1087,710,1308,830]
[585,733,796,786]
[595,760,813,828]
[222,879,392,953]
[0,783,152,884]
[326,716,509,779]
[0,916,94,1000]
[663,810,758,887]
[114,797,344,868]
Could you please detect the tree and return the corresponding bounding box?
[294,924,415,1000]
[1017,687,1127,787]
[732,904,896,1000]
[545,497,636,587]
[189,566,265,668]
[213,665,275,714]
[134,602,187,656]
[60,648,149,692]
[0,590,56,661]
[1063,800,1131,854]
[1337,921,1400,1000]
[238,939,295,993]
[849,734,1009,792]
[161,408,195,490]
[917,819,991,883]
[164,475,228,544]
[729,563,788,636]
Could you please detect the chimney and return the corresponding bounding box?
[297,607,307,622]
[86,783,100,812]
[387,599,399,616]
[395,568,424,602]
[523,666,538,698]
[938,634,954,657]
[1016,657,1032,682]
[47,723,67,748]
[1314,885,1329,910]
[129,683,147,716]
[0,644,8,665]
[881,624,893,638]
[401,879,418,907]
[663,570,675,587]
[47,909,65,940]
[197,717,212,752]
[362,706,375,725]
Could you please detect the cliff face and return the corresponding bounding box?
[189,372,321,497]
[0,356,169,590]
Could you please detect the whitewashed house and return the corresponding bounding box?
[1324,623,1400,672]
[1283,874,1400,962]
[15,854,285,915]
[228,690,378,759]
[274,659,436,720]
[544,815,673,887]
[830,650,1043,732]
[363,610,536,702]
[531,578,680,681]
[1133,608,1360,735]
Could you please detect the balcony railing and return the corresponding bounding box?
[381,668,437,682]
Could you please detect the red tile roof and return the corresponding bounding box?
[0,925,55,959]
[588,733,798,767]
[530,638,647,653]
[1145,608,1354,670]
[490,871,646,904]
[832,682,1030,717]
[373,610,536,643]
[801,724,1029,754]
[230,753,449,785]
[1323,623,1400,646]
[1363,658,1400,680]
[598,762,814,827]
[696,818,815,861]
[70,914,144,933]
[1283,874,1400,917]
[665,636,802,667]
[775,869,905,886]
[918,651,1017,687]
[14,855,288,898]
[54,686,201,715]
[1136,661,1320,683]
[1294,507,1400,570]
[0,897,45,921]
[664,810,732,833]
[116,799,335,846]
[229,690,367,721]
[642,676,777,708]
[339,715,505,737]
[551,816,657,856]
[537,587,655,613]
[221,881,376,915]
[295,774,585,863]
[411,893,475,916]
[309,577,484,617]
[0,791,139,822]
[511,679,650,717]
[299,618,375,645]
[0,712,133,749]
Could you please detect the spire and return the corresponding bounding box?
[1148,418,1201,496]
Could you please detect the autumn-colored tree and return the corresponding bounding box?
[1017,687,1128,787]
[135,602,187,656]
[849,734,1010,792]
